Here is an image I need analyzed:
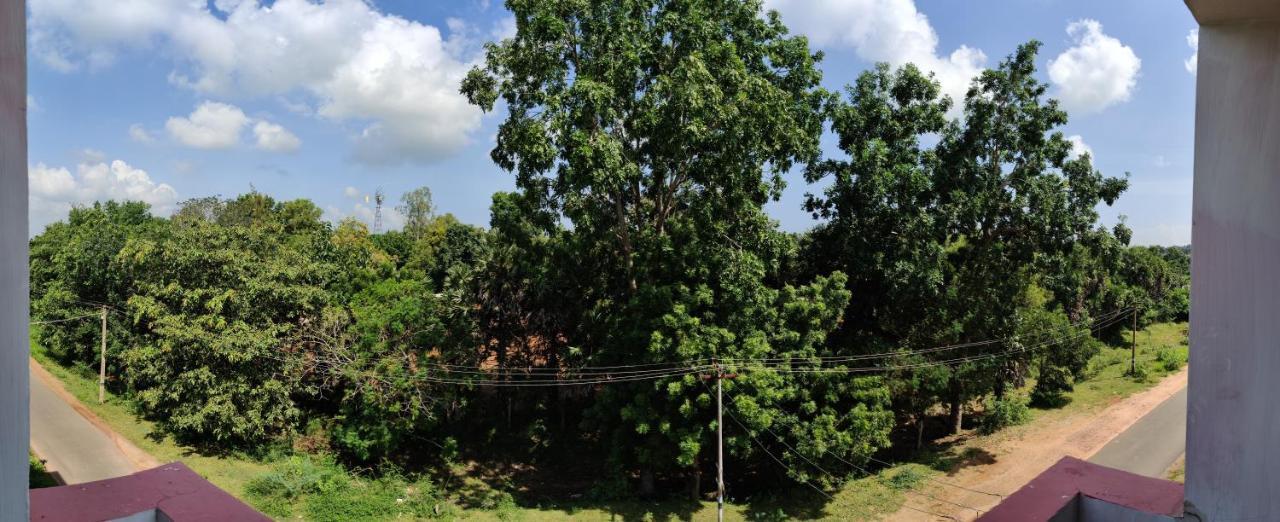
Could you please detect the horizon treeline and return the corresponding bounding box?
[28,0,1190,501]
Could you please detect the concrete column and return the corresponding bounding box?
[1185,16,1280,522]
[0,0,28,518]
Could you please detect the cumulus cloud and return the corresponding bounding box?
[763,0,987,112]
[166,101,249,149]
[1185,28,1199,75]
[1065,135,1093,161]
[129,123,155,144]
[28,158,179,234]
[253,121,302,152]
[343,186,361,199]
[1048,20,1141,114]
[30,0,484,165]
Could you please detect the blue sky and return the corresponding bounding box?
[26,0,1198,245]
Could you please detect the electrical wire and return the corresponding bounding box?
[30,312,102,325]
[273,308,1131,388]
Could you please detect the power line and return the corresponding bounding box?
[30,312,101,325]
[408,308,1132,376]
[275,308,1132,388]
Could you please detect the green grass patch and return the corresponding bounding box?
[29,452,58,489]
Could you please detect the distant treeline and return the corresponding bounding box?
[30,0,1189,501]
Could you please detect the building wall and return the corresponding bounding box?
[1186,19,1280,522]
[0,0,28,519]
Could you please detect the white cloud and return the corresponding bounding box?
[30,0,484,165]
[26,95,39,112]
[1065,135,1093,160]
[1048,20,1141,114]
[763,0,986,112]
[166,101,249,149]
[28,159,179,234]
[253,120,302,152]
[343,186,361,199]
[128,123,155,143]
[1185,28,1199,75]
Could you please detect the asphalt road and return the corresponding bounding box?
[1088,385,1187,478]
[28,360,138,485]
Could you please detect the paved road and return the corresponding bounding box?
[1089,385,1187,478]
[28,360,138,485]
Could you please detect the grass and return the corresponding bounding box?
[29,452,58,489]
[28,321,1188,520]
[1067,322,1188,413]
[1166,455,1185,483]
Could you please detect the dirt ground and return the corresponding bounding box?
[886,366,1189,521]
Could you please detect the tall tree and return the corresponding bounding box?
[462,0,889,494]
[801,62,954,447]
[931,41,1127,430]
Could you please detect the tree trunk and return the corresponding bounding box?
[690,466,702,500]
[915,411,927,451]
[949,374,964,434]
[639,469,655,497]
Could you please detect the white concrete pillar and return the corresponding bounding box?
[1184,4,1280,519]
[0,0,28,518]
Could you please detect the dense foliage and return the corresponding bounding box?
[28,0,1191,504]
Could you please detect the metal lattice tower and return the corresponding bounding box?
[373,188,385,233]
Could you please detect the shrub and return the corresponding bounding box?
[1156,348,1186,372]
[979,398,1030,435]
[880,466,926,491]
[1030,365,1072,408]
[245,456,451,521]
[1127,361,1151,382]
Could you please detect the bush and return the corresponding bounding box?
[1030,365,1072,408]
[1156,348,1186,372]
[245,455,350,502]
[880,466,926,491]
[1127,361,1151,382]
[245,456,451,521]
[979,398,1031,435]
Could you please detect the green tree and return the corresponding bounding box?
[929,41,1127,431]
[30,201,162,379]
[119,212,330,447]
[462,0,888,494]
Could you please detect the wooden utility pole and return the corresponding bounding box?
[99,305,107,404]
[1130,308,1138,375]
[702,363,737,522]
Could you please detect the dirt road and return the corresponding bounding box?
[28,359,158,484]
[886,367,1189,521]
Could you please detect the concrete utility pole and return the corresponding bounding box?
[99,305,107,404]
[702,362,737,522]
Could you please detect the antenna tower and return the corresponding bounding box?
[374,188,385,233]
